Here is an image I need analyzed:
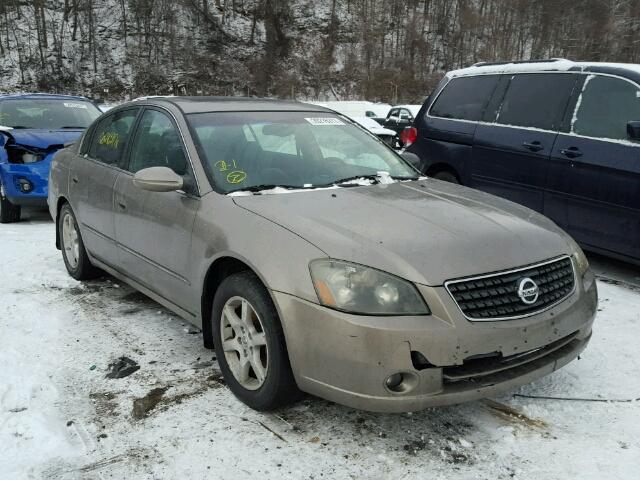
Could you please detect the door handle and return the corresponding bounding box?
[522,141,543,152]
[72,177,79,184]
[117,202,127,210]
[560,147,583,158]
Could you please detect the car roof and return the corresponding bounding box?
[446,59,640,79]
[0,93,91,102]
[133,96,335,114]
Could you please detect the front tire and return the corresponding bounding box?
[432,170,460,184]
[0,182,21,223]
[212,271,300,410]
[58,203,100,280]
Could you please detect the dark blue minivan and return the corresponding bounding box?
[404,59,640,264]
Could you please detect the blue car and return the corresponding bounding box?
[0,94,102,222]
[403,59,640,265]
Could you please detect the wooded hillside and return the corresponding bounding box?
[1,0,639,102]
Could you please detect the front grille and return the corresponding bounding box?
[445,256,575,320]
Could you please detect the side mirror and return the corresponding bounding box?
[627,121,640,141]
[133,166,183,192]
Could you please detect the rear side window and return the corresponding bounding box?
[572,75,640,141]
[88,109,138,166]
[496,73,575,130]
[429,75,499,121]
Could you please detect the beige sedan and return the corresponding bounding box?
[48,97,597,412]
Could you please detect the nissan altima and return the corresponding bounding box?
[48,97,598,412]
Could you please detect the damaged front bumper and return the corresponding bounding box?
[0,153,52,206]
[274,269,598,413]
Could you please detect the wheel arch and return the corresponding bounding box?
[54,196,69,250]
[200,255,273,349]
[425,163,462,183]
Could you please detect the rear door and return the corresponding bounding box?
[113,107,200,313]
[69,108,139,266]
[547,74,640,260]
[471,73,577,212]
[418,74,500,180]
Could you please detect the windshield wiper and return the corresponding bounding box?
[59,126,86,129]
[7,125,29,129]
[228,184,306,194]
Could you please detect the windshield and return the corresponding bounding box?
[187,111,417,193]
[0,98,102,129]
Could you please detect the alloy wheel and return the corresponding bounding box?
[62,212,80,269]
[220,296,269,390]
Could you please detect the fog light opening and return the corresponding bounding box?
[18,178,33,193]
[384,371,418,394]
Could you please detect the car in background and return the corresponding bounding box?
[49,97,596,413]
[352,116,398,147]
[305,101,391,121]
[0,93,102,222]
[379,105,422,146]
[403,59,640,265]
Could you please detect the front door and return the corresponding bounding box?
[547,74,640,260]
[69,108,139,266]
[471,73,577,213]
[113,108,200,313]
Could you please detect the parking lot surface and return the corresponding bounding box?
[1,210,639,479]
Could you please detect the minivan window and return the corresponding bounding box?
[429,75,499,121]
[496,73,575,131]
[572,75,640,141]
[87,109,138,166]
[128,109,188,175]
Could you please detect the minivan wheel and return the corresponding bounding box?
[212,271,300,410]
[432,170,460,184]
[58,203,100,280]
[0,182,21,223]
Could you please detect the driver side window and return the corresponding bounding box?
[128,109,189,176]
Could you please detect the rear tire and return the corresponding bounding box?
[58,203,100,280]
[432,170,460,184]
[212,271,300,411]
[0,183,21,223]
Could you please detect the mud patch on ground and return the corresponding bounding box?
[131,374,226,421]
[132,387,168,420]
[89,391,122,418]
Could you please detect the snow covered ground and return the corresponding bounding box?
[1,209,639,480]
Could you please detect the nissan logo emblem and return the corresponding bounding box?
[517,277,539,305]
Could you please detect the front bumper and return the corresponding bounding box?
[274,269,597,413]
[0,155,51,206]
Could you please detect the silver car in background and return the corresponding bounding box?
[48,98,597,412]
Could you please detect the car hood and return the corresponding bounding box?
[232,179,574,286]
[2,129,84,149]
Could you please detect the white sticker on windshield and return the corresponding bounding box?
[305,117,345,126]
[63,102,88,109]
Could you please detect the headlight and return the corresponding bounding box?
[564,236,589,276]
[572,248,589,276]
[309,259,430,315]
[22,152,44,163]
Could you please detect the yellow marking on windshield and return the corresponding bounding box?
[226,170,246,184]
[215,159,238,172]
